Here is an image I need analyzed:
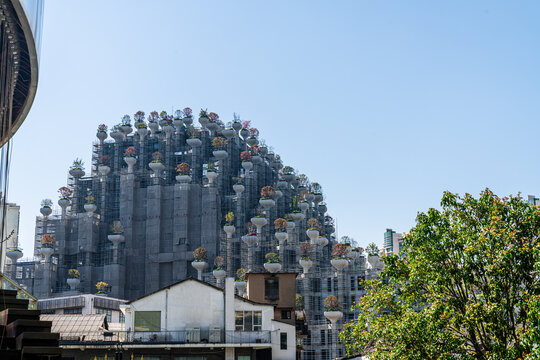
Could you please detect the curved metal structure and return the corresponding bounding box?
[0,0,42,147]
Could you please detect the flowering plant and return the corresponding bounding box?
[183,107,193,118]
[193,247,207,261]
[151,152,162,163]
[96,281,109,294]
[41,234,55,245]
[274,218,287,231]
[332,243,349,259]
[249,145,259,155]
[176,162,190,175]
[135,119,147,129]
[85,195,95,204]
[148,111,159,123]
[300,242,313,260]
[236,268,246,281]
[324,295,342,311]
[41,199,53,208]
[241,120,251,129]
[307,218,319,229]
[261,186,275,199]
[174,110,183,120]
[214,256,225,270]
[211,137,227,149]
[70,159,84,171]
[265,252,279,263]
[199,109,208,118]
[124,146,136,157]
[240,151,252,161]
[110,220,123,234]
[208,112,219,122]
[58,186,72,199]
[97,124,107,133]
[244,232,257,236]
[206,163,217,172]
[159,110,168,119]
[225,212,234,225]
[68,269,80,279]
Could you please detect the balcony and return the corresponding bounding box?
[59,330,271,346]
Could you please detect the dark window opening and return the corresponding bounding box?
[280,332,287,350]
[265,277,279,301]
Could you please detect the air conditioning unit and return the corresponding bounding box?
[209,325,221,343]
[186,326,200,343]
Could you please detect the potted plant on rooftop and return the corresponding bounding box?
[134,111,148,138]
[175,162,191,183]
[323,295,343,323]
[84,195,97,214]
[242,229,258,246]
[285,214,295,230]
[212,256,226,280]
[206,112,220,132]
[69,159,85,178]
[232,113,242,132]
[173,109,184,132]
[264,252,281,273]
[110,124,124,142]
[192,247,208,280]
[250,145,262,164]
[199,109,209,127]
[331,243,349,271]
[306,218,320,241]
[240,120,250,140]
[186,125,202,147]
[274,218,288,243]
[98,155,110,176]
[120,114,133,134]
[206,163,218,184]
[124,146,137,173]
[149,151,165,176]
[96,124,108,143]
[232,177,244,196]
[211,136,228,159]
[6,247,23,263]
[147,111,159,133]
[235,268,247,294]
[108,221,125,247]
[223,212,235,237]
[259,186,276,209]
[58,187,72,209]
[182,107,193,126]
[240,151,253,171]
[40,199,53,218]
[96,281,109,295]
[299,242,314,273]
[40,234,55,259]
[282,166,295,182]
[67,269,80,290]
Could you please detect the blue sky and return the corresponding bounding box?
[9,1,540,255]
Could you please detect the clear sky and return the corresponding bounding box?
[9,0,540,256]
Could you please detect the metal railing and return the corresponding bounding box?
[59,330,271,345]
[0,271,38,309]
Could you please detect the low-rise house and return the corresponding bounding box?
[54,277,295,360]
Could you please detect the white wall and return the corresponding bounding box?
[271,320,296,360]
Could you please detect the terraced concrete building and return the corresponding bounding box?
[25,111,382,359]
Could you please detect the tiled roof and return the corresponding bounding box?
[40,314,108,341]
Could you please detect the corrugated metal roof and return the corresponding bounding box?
[40,314,108,341]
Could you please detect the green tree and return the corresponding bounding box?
[340,189,540,360]
[365,242,379,256]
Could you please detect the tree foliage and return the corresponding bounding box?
[340,189,540,360]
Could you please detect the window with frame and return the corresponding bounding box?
[280,332,287,350]
[281,310,291,320]
[327,278,332,291]
[64,308,82,314]
[134,311,161,331]
[320,329,326,345]
[95,308,112,323]
[119,312,125,323]
[350,276,356,290]
[264,277,279,301]
[235,311,262,331]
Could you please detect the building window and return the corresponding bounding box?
[235,311,262,331]
[95,308,112,323]
[327,278,332,291]
[119,312,125,323]
[321,349,329,360]
[134,311,161,331]
[237,357,250,360]
[281,310,291,320]
[320,329,326,345]
[350,276,356,290]
[311,278,321,292]
[64,308,82,314]
[280,332,287,350]
[264,277,279,301]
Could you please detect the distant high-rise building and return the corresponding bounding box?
[383,228,403,255]
[528,195,540,206]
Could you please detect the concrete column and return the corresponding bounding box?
[145,184,162,293]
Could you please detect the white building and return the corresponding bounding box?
[57,277,295,360]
